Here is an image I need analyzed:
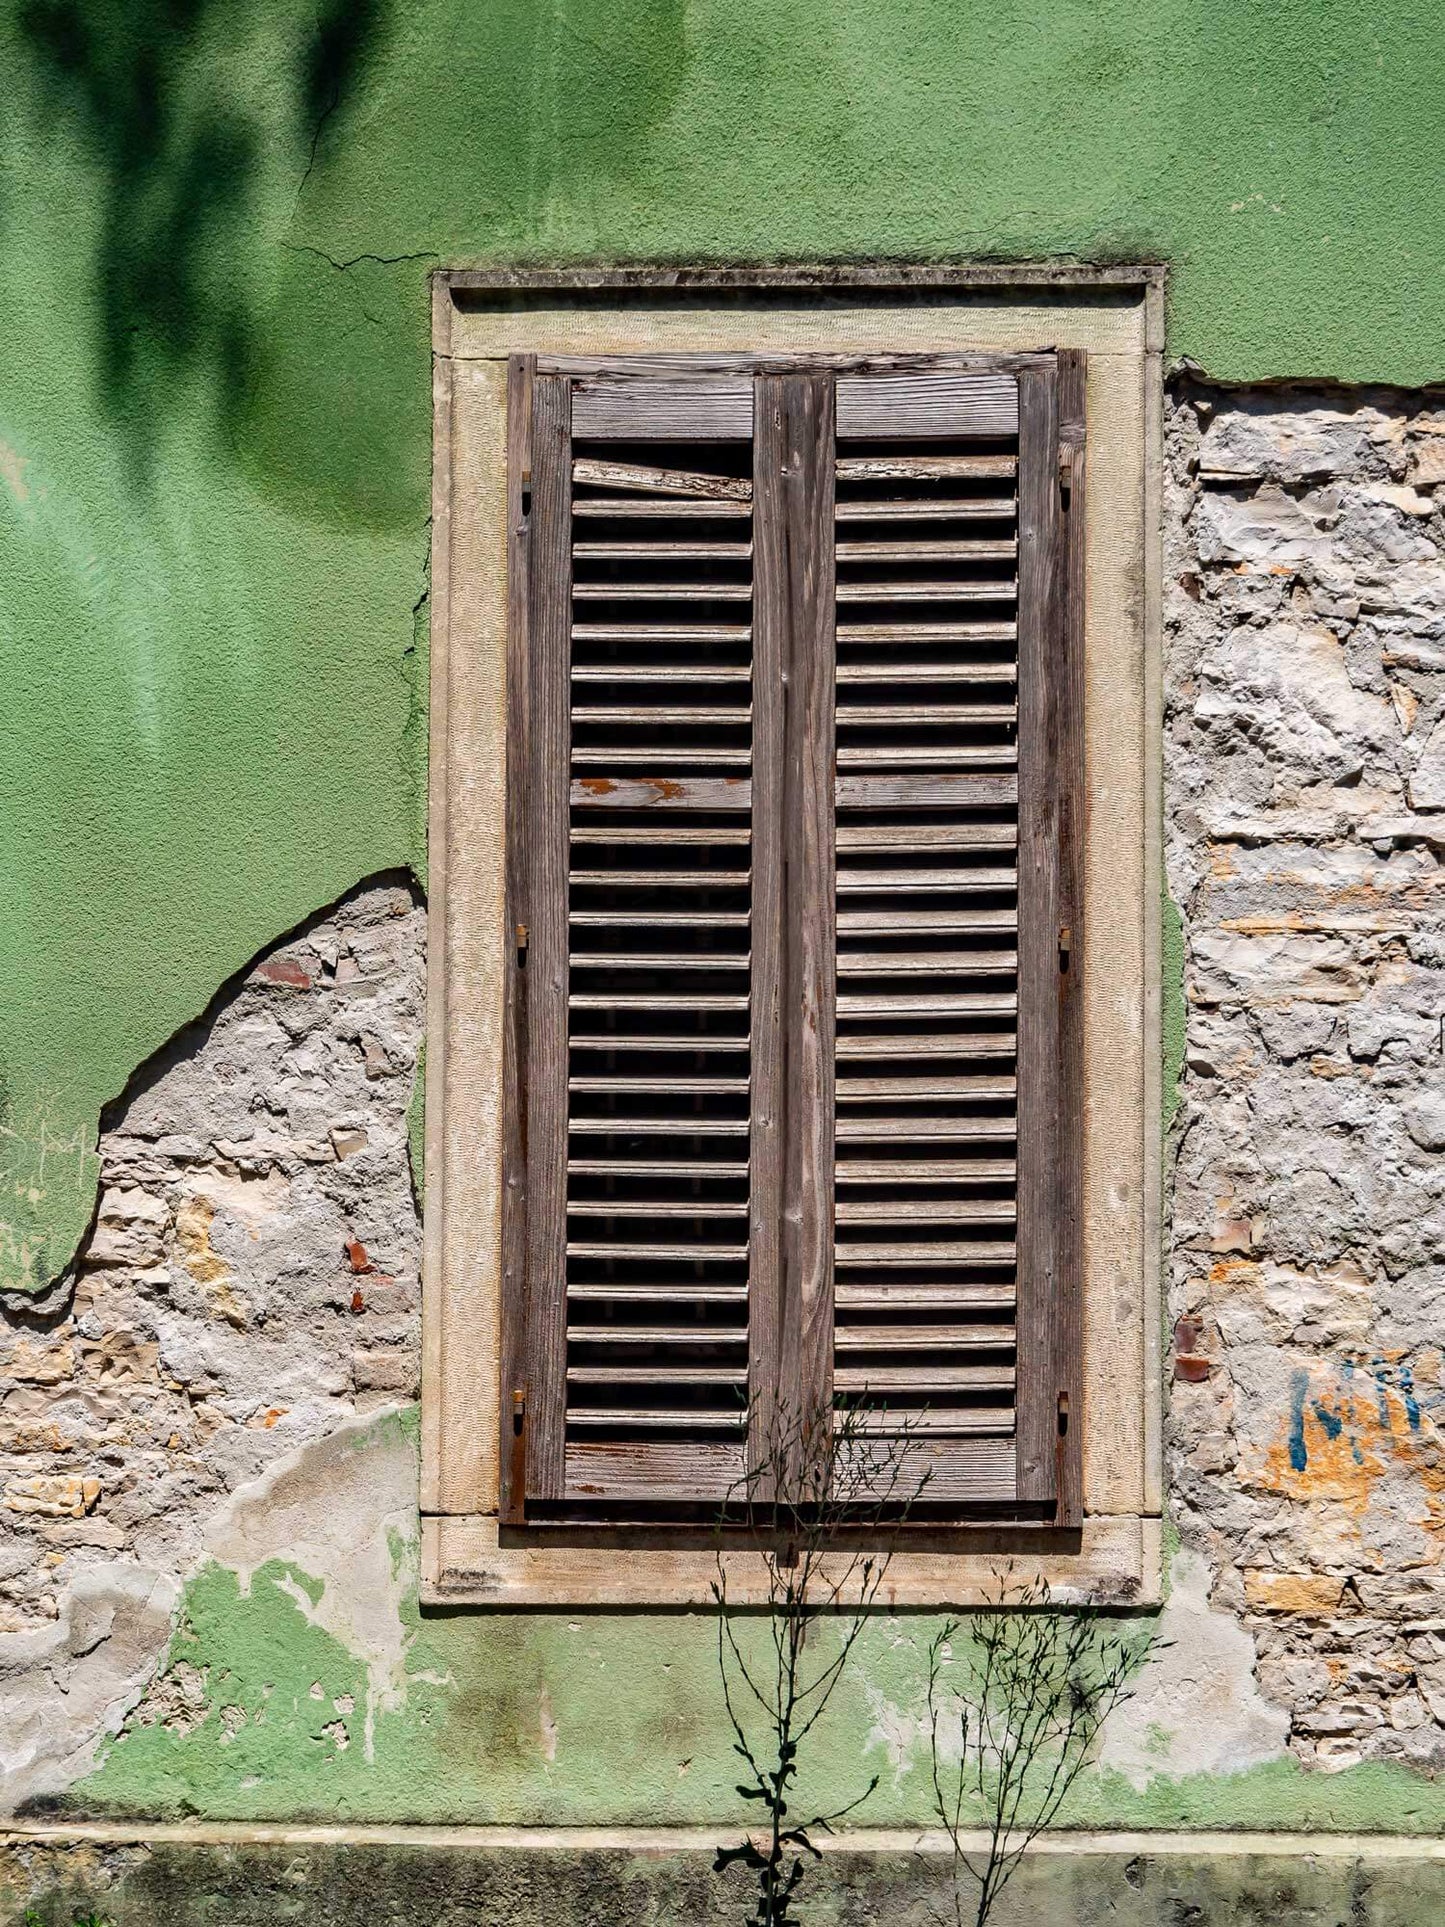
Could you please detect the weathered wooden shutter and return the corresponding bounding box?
[828,357,1084,1523]
[501,351,1084,1526]
[501,359,762,1514]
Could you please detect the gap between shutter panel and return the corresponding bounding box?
[830,363,1030,1510]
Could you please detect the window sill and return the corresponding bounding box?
[419,1512,1162,1610]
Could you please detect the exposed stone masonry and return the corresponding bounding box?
[0,880,424,1635]
[1166,385,1445,1772]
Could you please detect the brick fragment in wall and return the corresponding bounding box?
[0,880,425,1634]
[1167,383,1445,1775]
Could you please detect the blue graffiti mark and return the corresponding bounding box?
[1352,1437,1365,1465]
[1288,1368,1311,1472]
[1312,1400,1343,1441]
[1400,1365,1422,1432]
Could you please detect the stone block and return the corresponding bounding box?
[351,1350,414,1393]
[1408,718,1445,810]
[0,1338,74,1386]
[1197,405,1374,482]
[1245,1571,1347,1615]
[4,1475,101,1519]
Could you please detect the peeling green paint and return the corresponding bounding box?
[90,1561,377,1810]
[6,0,1445,1294]
[77,1556,1445,1833]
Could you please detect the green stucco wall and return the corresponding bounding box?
[76,1571,1445,1836]
[4,0,1445,1294]
[63,1412,1445,1834]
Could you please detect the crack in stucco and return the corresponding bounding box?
[280,244,441,274]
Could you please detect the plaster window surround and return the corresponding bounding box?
[419,266,1165,1606]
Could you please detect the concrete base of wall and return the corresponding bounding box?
[8,1826,1445,1925]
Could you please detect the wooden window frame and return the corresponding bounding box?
[421,265,1165,1608]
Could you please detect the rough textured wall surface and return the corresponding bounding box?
[12,389,1445,1838]
[0,883,423,1805]
[1165,385,1445,1774]
[8,0,1445,1303]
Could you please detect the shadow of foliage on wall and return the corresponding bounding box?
[13,0,390,469]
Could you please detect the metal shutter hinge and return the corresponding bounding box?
[1058,923,1072,967]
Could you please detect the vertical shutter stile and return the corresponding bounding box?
[1014,362,1061,1510]
[499,354,535,1523]
[829,359,1081,1514]
[753,375,837,1489]
[1014,359,1085,1524]
[521,372,574,1501]
[747,390,786,1490]
[1054,350,1087,1527]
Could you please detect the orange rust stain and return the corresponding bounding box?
[577,777,616,796]
[1208,1256,1259,1289]
[646,778,684,800]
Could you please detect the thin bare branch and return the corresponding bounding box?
[710,1394,929,1926]
[923,1572,1165,1926]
